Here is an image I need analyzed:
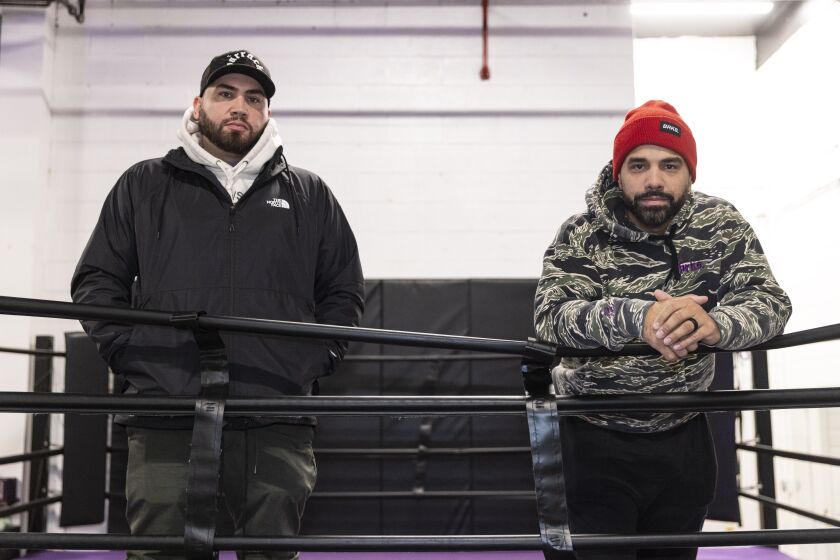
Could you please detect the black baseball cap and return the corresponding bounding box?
[199,50,276,99]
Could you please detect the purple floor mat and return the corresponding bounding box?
[24,546,795,560]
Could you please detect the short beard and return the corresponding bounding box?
[623,190,688,230]
[197,106,265,157]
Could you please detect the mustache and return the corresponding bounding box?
[222,117,252,131]
[634,192,675,203]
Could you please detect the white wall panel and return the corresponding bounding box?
[0,4,56,505]
[735,5,840,558]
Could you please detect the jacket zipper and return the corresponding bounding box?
[229,204,237,311]
[228,204,236,390]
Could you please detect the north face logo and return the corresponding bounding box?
[266,198,290,209]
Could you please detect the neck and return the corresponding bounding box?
[199,137,243,166]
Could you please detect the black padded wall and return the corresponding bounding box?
[468,280,539,534]
[379,281,472,535]
[303,280,540,535]
[302,281,385,534]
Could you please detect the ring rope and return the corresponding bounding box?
[2,387,839,415]
[3,295,840,357]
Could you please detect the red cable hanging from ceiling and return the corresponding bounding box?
[480,0,491,80]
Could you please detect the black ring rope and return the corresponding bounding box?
[0,495,62,518]
[2,387,840,415]
[738,492,840,527]
[344,353,515,362]
[313,446,530,456]
[0,296,526,355]
[3,295,840,358]
[0,345,66,358]
[311,490,536,499]
[0,447,62,466]
[4,529,840,551]
[737,442,840,467]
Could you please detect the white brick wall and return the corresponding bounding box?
[41,1,633,287]
[751,6,840,558]
[0,7,55,489]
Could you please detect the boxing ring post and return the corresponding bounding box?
[751,349,779,530]
[25,335,55,535]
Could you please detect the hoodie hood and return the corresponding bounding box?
[176,107,283,203]
[586,160,695,243]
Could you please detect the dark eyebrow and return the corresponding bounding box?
[660,157,683,165]
[214,83,265,97]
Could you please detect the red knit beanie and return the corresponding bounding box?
[612,100,697,182]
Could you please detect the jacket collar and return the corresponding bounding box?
[162,144,287,192]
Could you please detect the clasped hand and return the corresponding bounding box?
[642,289,721,362]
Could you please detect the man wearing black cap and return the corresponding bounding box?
[72,50,365,560]
[534,101,791,559]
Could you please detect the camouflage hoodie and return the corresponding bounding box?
[534,162,792,433]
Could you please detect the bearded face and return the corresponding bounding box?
[192,73,271,162]
[197,105,266,157]
[617,145,693,234]
[623,188,688,230]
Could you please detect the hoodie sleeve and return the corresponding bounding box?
[70,169,139,369]
[708,209,792,350]
[534,218,652,350]
[313,181,365,372]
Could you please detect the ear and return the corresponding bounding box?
[192,96,202,121]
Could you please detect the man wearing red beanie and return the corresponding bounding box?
[535,100,792,559]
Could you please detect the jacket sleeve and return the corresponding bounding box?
[70,171,139,369]
[534,221,651,350]
[313,182,365,371]
[708,211,792,350]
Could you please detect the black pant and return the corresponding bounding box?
[125,424,317,560]
[545,415,717,560]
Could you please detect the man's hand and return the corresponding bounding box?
[642,289,721,361]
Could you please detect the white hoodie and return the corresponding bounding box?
[176,107,283,204]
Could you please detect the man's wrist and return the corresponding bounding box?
[627,298,655,340]
[706,310,730,347]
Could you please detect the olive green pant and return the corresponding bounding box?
[125,423,316,560]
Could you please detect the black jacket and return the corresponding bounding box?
[72,146,364,401]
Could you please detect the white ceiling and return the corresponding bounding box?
[632,0,804,37]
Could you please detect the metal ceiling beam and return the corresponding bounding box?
[756,0,814,67]
[0,0,83,23]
